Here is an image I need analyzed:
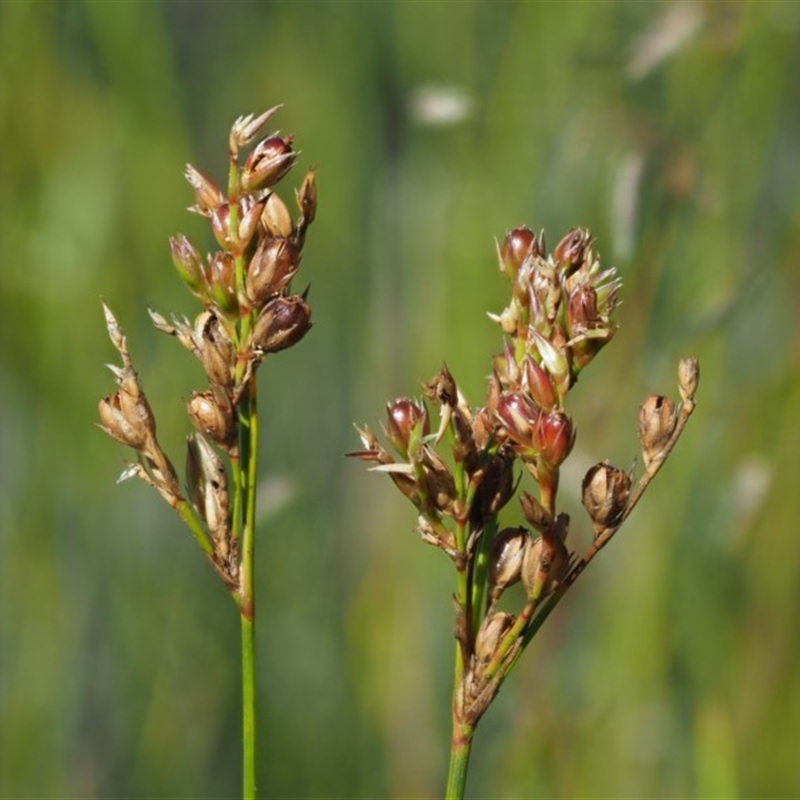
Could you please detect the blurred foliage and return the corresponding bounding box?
[1,1,800,797]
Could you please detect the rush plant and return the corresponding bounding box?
[350,226,699,799]
[97,107,316,799]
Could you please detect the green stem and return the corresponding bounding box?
[445,718,474,800]
[241,610,256,799]
[469,516,497,638]
[239,376,259,798]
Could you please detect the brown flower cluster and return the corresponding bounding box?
[351,226,698,729]
[98,108,316,593]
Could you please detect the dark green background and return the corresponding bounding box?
[2,2,799,797]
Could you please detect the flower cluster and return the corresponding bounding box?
[98,108,316,594]
[350,226,698,731]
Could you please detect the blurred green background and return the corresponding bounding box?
[2,1,799,797]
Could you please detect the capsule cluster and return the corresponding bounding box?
[351,226,699,726]
[352,226,622,590]
[98,107,316,590]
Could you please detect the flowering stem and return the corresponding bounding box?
[241,611,256,798]
[445,720,474,800]
[239,376,259,798]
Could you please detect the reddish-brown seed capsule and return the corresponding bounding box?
[532,409,575,467]
[495,392,540,446]
[523,357,557,411]
[499,226,541,280]
[566,283,599,336]
[386,398,430,458]
[241,135,297,192]
[246,237,299,306]
[553,227,592,273]
[251,295,312,355]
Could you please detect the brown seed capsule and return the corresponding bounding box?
[241,134,296,192]
[206,251,238,315]
[521,522,568,601]
[528,329,571,400]
[495,392,540,447]
[197,312,235,389]
[488,527,528,601]
[499,226,542,281]
[187,390,235,448]
[211,203,234,251]
[296,168,317,226]
[424,363,458,409]
[470,449,515,526]
[678,357,700,403]
[523,356,557,411]
[98,392,150,450]
[638,394,677,467]
[581,461,632,534]
[238,200,264,252]
[229,107,282,153]
[421,449,456,516]
[520,536,544,599]
[169,234,206,297]
[519,491,553,533]
[475,612,515,668]
[251,294,312,355]
[261,191,294,238]
[566,283,599,337]
[184,164,224,215]
[553,227,592,274]
[186,433,230,539]
[245,237,299,306]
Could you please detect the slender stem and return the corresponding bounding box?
[241,611,256,799]
[241,378,259,609]
[445,720,474,800]
[565,395,697,589]
[239,376,259,798]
